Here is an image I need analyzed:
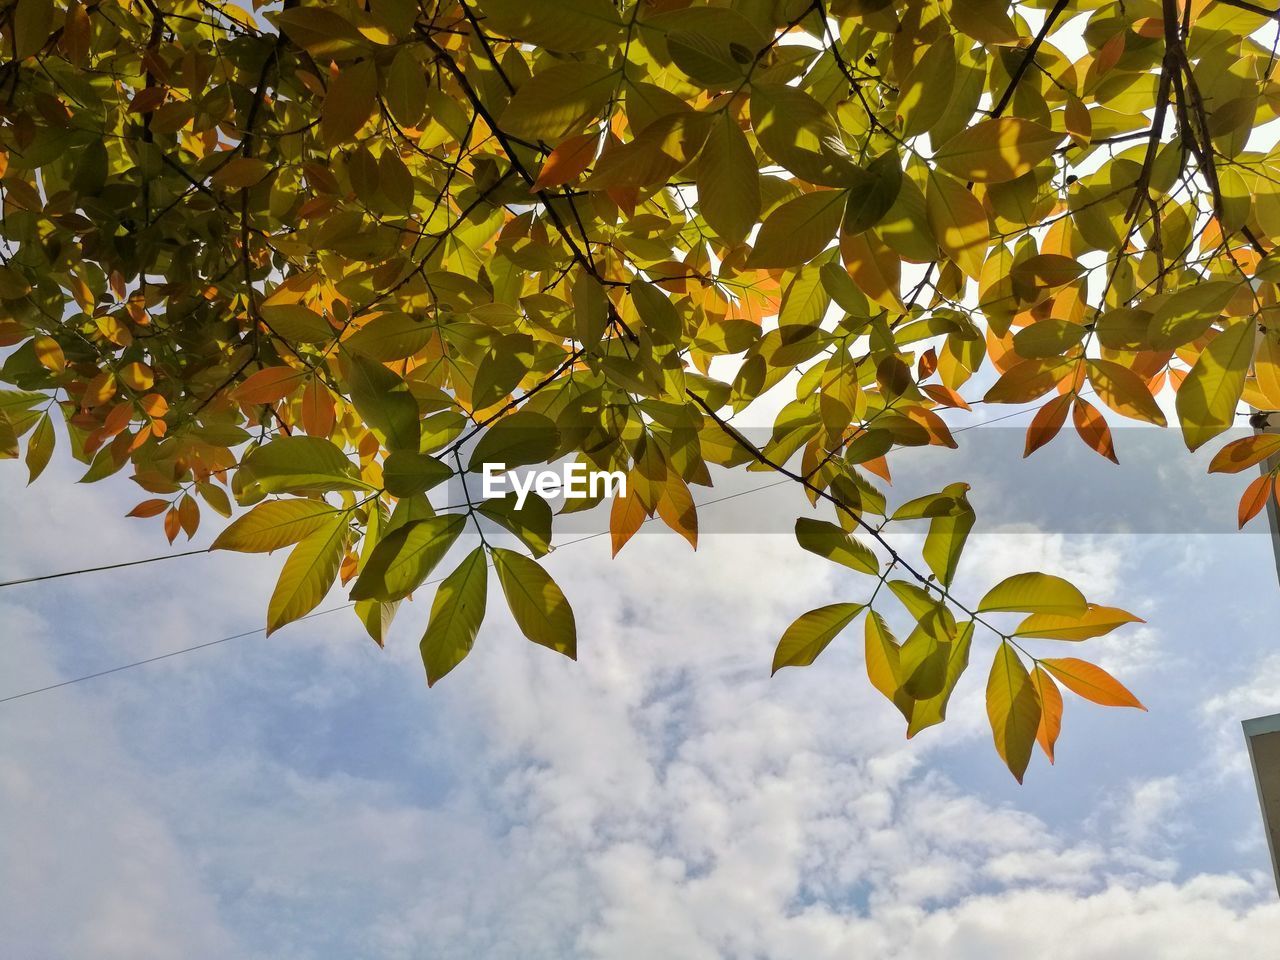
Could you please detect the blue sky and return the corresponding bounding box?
[3,430,1280,959]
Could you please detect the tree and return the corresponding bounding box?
[1,0,1278,781]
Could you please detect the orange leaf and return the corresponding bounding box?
[139,393,168,418]
[1040,657,1145,710]
[301,379,336,437]
[1238,473,1273,528]
[1024,393,1071,457]
[127,498,170,518]
[655,471,698,550]
[610,486,647,557]
[533,132,598,190]
[233,366,305,405]
[163,506,181,544]
[1087,359,1167,426]
[1032,665,1063,764]
[1071,396,1118,463]
[1209,434,1280,474]
[921,383,970,410]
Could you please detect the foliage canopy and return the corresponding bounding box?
[3,0,1280,780]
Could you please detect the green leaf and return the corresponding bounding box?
[467,410,560,471]
[383,450,452,498]
[697,112,760,242]
[492,547,576,658]
[346,353,421,452]
[345,312,435,361]
[266,514,349,635]
[922,483,973,587]
[420,546,488,686]
[385,46,428,127]
[933,118,1064,183]
[322,59,377,148]
[978,572,1088,616]
[794,517,879,574]
[749,83,859,186]
[1146,280,1237,350]
[240,437,369,495]
[1175,318,1254,451]
[771,602,864,674]
[899,623,950,699]
[478,492,553,557]
[745,189,847,269]
[212,499,343,553]
[350,513,466,602]
[842,153,902,234]
[897,36,957,137]
[986,641,1040,782]
[906,621,973,738]
[500,61,618,141]
[24,411,54,483]
[481,0,624,50]
[14,0,54,60]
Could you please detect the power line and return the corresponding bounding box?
[0,480,794,705]
[0,547,209,589]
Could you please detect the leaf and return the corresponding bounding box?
[586,112,711,189]
[864,611,904,705]
[986,642,1041,782]
[1147,280,1237,350]
[14,0,54,60]
[749,83,859,186]
[1014,605,1144,641]
[385,46,428,127]
[344,312,434,361]
[1024,393,1072,457]
[1072,396,1118,463]
[468,410,560,471]
[479,492,553,557]
[260,304,333,343]
[491,547,576,658]
[420,546,488,686]
[232,366,306,405]
[350,513,466,601]
[906,620,973,738]
[745,189,847,269]
[794,516,879,574]
[1087,359,1166,426]
[24,411,54,483]
[978,572,1087,616]
[771,603,864,674]
[897,36,957,137]
[322,59,377,148]
[926,170,989,279]
[934,118,1064,183]
[697,113,760,242]
[1032,666,1063,763]
[922,483,973,586]
[481,0,624,50]
[610,485,647,556]
[1040,657,1146,710]
[1239,473,1274,528]
[383,450,452,498]
[240,436,369,495]
[534,132,599,189]
[345,353,420,452]
[500,61,618,141]
[1176,319,1254,451]
[842,153,902,235]
[266,514,348,635]
[1210,434,1280,473]
[212,499,343,553]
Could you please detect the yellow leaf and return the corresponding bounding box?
[979,572,1087,616]
[926,170,989,278]
[934,118,1064,183]
[987,642,1040,782]
[1175,318,1254,451]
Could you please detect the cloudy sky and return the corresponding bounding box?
[2,417,1280,959]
